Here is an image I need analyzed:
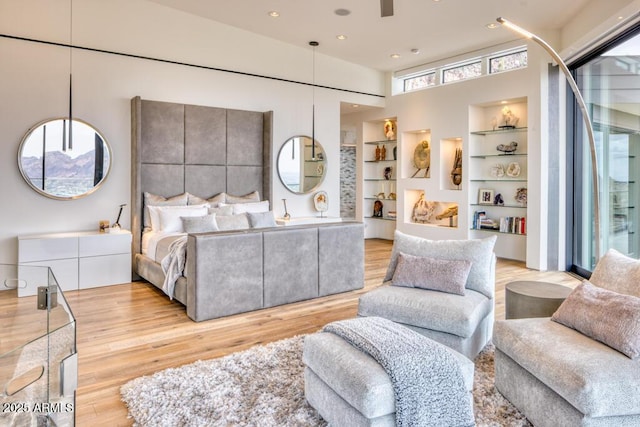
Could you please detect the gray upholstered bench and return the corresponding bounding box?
[302,330,475,426]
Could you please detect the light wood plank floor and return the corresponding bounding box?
[6,239,582,426]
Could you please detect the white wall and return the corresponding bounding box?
[0,0,385,263]
[344,44,558,270]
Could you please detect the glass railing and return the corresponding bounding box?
[1,264,77,426]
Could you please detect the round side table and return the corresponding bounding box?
[505,281,574,319]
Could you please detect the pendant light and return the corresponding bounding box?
[309,41,318,160]
[68,0,74,151]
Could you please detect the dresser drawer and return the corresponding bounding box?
[18,236,78,262]
[79,233,132,257]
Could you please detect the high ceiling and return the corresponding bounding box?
[146,0,591,72]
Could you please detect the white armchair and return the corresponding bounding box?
[358,231,497,359]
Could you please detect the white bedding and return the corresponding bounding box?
[142,231,186,262]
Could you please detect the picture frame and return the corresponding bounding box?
[479,188,494,205]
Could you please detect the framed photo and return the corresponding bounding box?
[479,188,494,205]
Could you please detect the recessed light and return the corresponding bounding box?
[335,8,351,16]
[336,35,347,40]
[618,15,624,20]
[411,48,420,54]
[390,53,400,59]
[268,11,280,18]
[352,104,360,108]
[486,23,499,29]
[501,100,508,104]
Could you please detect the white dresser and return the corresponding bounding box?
[18,230,132,296]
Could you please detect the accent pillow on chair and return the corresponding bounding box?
[391,252,471,296]
[551,280,640,359]
[589,248,640,297]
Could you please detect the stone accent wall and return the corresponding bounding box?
[340,146,356,219]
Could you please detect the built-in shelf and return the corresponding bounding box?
[470,127,527,135]
[470,153,528,159]
[470,203,527,209]
[364,139,397,145]
[363,119,398,240]
[470,179,527,182]
[471,228,527,236]
[365,216,396,221]
[469,99,528,262]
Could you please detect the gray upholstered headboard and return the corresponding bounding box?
[130,96,273,259]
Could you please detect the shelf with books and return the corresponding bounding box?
[469,98,528,261]
[471,210,526,235]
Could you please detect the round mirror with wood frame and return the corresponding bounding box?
[18,118,112,200]
[277,135,326,194]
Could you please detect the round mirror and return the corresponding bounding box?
[18,118,111,200]
[277,135,326,194]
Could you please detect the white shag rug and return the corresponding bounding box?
[121,336,531,427]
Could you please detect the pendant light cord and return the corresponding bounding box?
[68,0,73,150]
[309,41,319,160]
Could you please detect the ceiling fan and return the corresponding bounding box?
[380,0,394,17]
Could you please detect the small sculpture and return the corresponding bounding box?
[282,199,290,220]
[313,191,328,215]
[384,119,396,140]
[384,166,392,180]
[375,145,381,161]
[412,193,435,223]
[373,200,384,217]
[411,140,431,178]
[381,145,387,160]
[500,106,519,129]
[497,141,518,154]
[490,164,505,178]
[494,193,504,206]
[450,148,462,187]
[435,205,458,220]
[515,188,527,206]
[506,162,521,177]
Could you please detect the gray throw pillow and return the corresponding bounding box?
[384,231,497,298]
[181,214,219,233]
[215,213,250,231]
[225,191,260,204]
[247,211,276,229]
[589,249,640,298]
[143,192,188,230]
[391,252,471,295]
[551,280,640,359]
[188,192,225,207]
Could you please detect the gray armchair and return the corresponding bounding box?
[358,231,497,359]
[494,249,640,426]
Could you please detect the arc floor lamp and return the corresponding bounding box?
[497,17,602,262]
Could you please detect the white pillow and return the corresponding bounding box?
[148,204,209,231]
[157,206,208,233]
[221,200,270,215]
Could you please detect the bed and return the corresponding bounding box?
[130,97,364,321]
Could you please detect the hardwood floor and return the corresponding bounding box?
[7,239,582,426]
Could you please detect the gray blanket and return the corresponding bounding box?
[161,235,187,299]
[323,317,475,427]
